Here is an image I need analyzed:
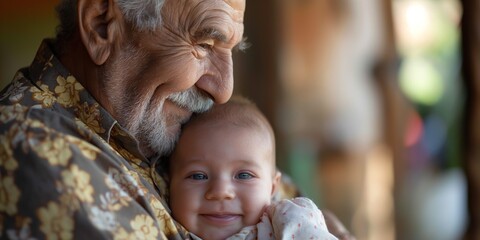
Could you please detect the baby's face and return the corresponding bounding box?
[169,121,277,240]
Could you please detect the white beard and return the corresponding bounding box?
[133,88,213,157]
[136,99,177,157]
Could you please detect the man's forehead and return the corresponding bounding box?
[224,0,246,12]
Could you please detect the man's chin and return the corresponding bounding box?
[140,127,181,158]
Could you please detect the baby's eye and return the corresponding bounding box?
[236,172,254,180]
[188,173,208,180]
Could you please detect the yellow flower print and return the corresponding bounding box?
[149,197,173,226]
[130,214,159,240]
[106,140,123,158]
[30,83,56,108]
[0,176,20,215]
[33,136,72,166]
[61,164,94,203]
[75,102,105,134]
[37,202,74,240]
[76,141,100,160]
[113,227,133,240]
[26,118,47,129]
[54,75,83,107]
[0,104,28,123]
[149,197,180,237]
[111,125,130,137]
[59,191,80,212]
[113,144,143,166]
[108,140,142,166]
[65,135,100,160]
[0,135,18,171]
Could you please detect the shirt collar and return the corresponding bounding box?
[28,39,148,162]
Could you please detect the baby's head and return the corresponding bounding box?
[169,96,280,240]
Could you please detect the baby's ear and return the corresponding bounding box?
[271,170,282,196]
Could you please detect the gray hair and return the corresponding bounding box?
[55,0,165,42]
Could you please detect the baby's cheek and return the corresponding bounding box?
[242,194,272,225]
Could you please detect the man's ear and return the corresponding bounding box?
[77,0,121,65]
[271,170,282,196]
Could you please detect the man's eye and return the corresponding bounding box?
[236,172,253,180]
[189,173,208,180]
[198,44,212,50]
[197,39,214,49]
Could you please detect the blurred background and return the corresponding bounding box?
[0,0,475,239]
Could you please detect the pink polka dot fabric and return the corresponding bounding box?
[227,197,338,240]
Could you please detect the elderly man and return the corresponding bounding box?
[0,0,352,239]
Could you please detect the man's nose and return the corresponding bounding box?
[195,58,233,104]
[205,178,235,200]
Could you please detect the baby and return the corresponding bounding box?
[168,96,337,240]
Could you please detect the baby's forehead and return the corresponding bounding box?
[182,118,276,157]
[187,116,273,147]
[187,104,271,134]
[187,117,271,143]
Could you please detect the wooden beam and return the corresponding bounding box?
[461,0,480,238]
[372,0,409,239]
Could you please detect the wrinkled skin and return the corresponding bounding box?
[88,0,246,157]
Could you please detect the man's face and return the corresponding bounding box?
[169,121,276,240]
[104,0,245,157]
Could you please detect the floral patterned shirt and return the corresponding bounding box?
[0,40,189,239]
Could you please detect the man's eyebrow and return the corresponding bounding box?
[195,28,227,42]
[234,37,251,52]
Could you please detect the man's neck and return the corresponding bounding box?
[57,35,114,115]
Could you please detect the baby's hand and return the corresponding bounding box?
[262,197,338,240]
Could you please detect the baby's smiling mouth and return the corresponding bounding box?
[200,214,241,225]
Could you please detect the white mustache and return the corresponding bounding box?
[167,88,214,113]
